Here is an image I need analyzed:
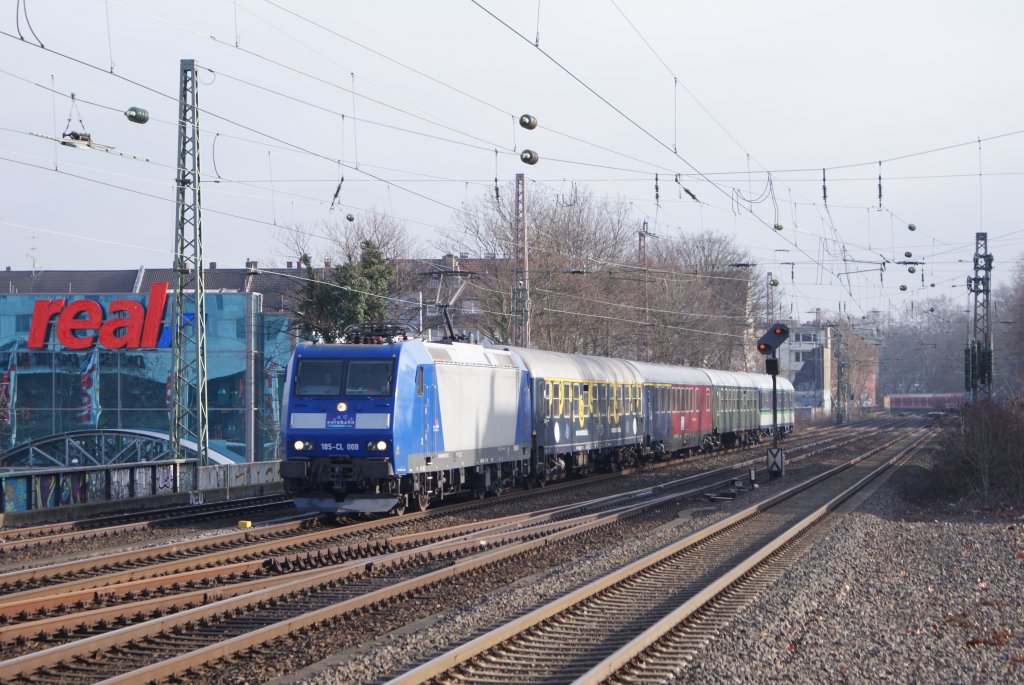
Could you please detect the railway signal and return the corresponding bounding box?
[757,323,789,479]
[756,323,790,356]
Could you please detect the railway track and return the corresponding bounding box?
[388,425,935,684]
[0,453,774,650]
[0,494,294,556]
[0,418,915,683]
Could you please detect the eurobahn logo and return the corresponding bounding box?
[27,282,171,350]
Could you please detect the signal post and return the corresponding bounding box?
[757,323,790,479]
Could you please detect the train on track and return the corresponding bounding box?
[886,392,967,413]
[280,327,795,514]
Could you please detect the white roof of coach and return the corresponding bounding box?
[505,347,643,383]
[626,360,712,386]
[702,369,751,387]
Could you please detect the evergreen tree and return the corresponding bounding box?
[293,240,394,342]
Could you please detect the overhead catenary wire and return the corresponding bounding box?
[0,7,999,321]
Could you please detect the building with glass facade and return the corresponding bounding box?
[0,265,297,462]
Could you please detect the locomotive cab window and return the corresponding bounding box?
[295,359,344,396]
[416,367,424,397]
[346,360,393,397]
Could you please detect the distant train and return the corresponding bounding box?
[886,393,967,413]
[280,331,795,514]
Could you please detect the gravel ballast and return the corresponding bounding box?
[683,451,1024,684]
[276,442,1023,685]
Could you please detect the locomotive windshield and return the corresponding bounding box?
[346,360,393,397]
[294,360,344,396]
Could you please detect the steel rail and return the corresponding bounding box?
[385,426,929,685]
[0,494,655,682]
[575,429,935,684]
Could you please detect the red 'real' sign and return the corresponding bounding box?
[27,282,169,350]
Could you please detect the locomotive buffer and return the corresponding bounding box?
[757,323,790,479]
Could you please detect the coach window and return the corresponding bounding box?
[582,384,591,417]
[552,382,562,417]
[562,382,570,417]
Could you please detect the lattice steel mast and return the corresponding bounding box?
[967,232,993,402]
[170,58,209,465]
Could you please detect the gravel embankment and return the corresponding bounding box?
[684,451,1024,684]
[276,445,1023,685]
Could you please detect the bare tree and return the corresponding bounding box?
[994,256,1024,398]
[446,185,763,369]
[876,297,969,395]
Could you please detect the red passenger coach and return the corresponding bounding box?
[887,393,967,413]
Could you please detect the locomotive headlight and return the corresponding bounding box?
[336,401,348,412]
[367,439,388,452]
[293,439,306,451]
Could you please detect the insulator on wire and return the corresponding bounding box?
[877,161,882,208]
[124,107,149,124]
[520,149,539,165]
[519,114,538,130]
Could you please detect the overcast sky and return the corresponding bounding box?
[2,0,1023,324]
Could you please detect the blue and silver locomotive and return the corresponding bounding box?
[281,333,533,513]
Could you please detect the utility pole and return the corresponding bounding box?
[638,220,655,361]
[833,323,848,424]
[766,271,775,323]
[511,173,530,347]
[170,59,209,466]
[966,232,993,401]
